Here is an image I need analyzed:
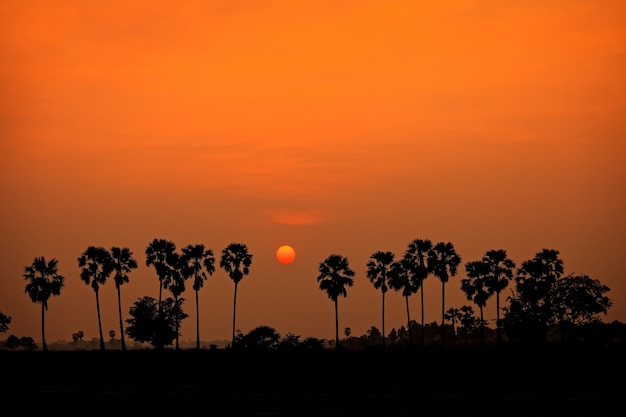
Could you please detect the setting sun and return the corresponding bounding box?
[276,245,296,264]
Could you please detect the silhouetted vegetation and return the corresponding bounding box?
[0,311,11,333]
[23,256,65,351]
[125,295,189,349]
[317,254,355,349]
[219,242,253,347]
[11,238,617,354]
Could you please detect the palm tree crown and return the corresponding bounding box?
[220,242,252,285]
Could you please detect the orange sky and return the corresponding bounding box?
[1,0,625,345]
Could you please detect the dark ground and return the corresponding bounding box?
[2,344,624,416]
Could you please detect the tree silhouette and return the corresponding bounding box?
[366,251,396,349]
[181,244,216,349]
[235,325,281,350]
[482,249,516,345]
[72,330,84,346]
[317,254,355,349]
[443,307,462,346]
[23,256,65,352]
[110,246,137,351]
[504,248,564,345]
[459,305,477,345]
[461,260,492,348]
[219,242,253,348]
[126,295,189,349]
[428,241,461,347]
[388,258,420,348]
[145,239,177,309]
[548,274,613,342]
[403,238,433,348]
[162,251,188,350]
[78,246,114,351]
[0,311,11,333]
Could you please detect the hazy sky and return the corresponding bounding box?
[1,0,624,345]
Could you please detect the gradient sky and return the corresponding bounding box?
[1,0,624,345]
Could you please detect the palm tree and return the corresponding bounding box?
[23,256,65,352]
[110,246,138,351]
[317,254,355,349]
[403,238,432,348]
[181,244,216,349]
[428,241,461,347]
[78,246,114,351]
[219,242,253,347]
[366,251,396,348]
[163,251,187,350]
[460,260,492,348]
[443,307,462,346]
[482,249,516,345]
[388,258,420,348]
[145,238,177,315]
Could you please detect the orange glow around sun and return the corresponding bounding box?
[276,245,296,264]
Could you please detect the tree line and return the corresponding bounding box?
[0,237,614,351]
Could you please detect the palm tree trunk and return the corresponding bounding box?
[175,295,180,350]
[480,306,485,349]
[334,298,339,349]
[405,295,412,348]
[441,282,445,348]
[451,319,456,346]
[420,285,425,348]
[96,291,105,351]
[158,280,163,316]
[41,304,47,352]
[117,286,126,351]
[232,282,238,347]
[496,292,502,345]
[195,288,200,350]
[381,291,385,349]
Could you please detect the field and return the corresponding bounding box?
[2,345,624,416]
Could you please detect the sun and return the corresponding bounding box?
[276,245,296,264]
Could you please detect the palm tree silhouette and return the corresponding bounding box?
[366,251,396,349]
[443,307,462,346]
[219,242,253,347]
[461,260,492,348]
[428,241,461,347]
[482,249,515,345]
[23,256,65,352]
[110,246,137,351]
[145,238,177,316]
[317,254,355,350]
[78,246,114,351]
[388,258,420,348]
[403,238,433,348]
[181,244,216,349]
[163,251,187,350]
